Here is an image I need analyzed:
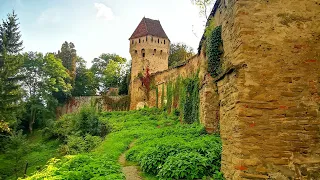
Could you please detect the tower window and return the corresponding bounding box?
[132,40,134,44]
[135,50,137,54]
[158,39,159,43]
[146,37,148,41]
[164,40,166,44]
[160,50,163,55]
[153,49,156,55]
[139,39,141,43]
[141,49,145,57]
[151,37,153,42]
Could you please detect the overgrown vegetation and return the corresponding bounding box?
[21,108,222,180]
[206,25,223,77]
[158,73,200,124]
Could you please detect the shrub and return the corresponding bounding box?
[158,152,208,179]
[54,106,111,140]
[60,134,102,155]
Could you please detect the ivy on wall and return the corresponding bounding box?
[155,86,159,108]
[206,25,223,77]
[166,82,173,113]
[160,73,200,124]
[161,84,165,109]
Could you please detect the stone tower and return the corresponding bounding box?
[129,17,170,81]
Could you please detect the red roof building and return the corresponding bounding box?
[129,17,169,40]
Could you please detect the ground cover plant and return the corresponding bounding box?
[22,108,223,180]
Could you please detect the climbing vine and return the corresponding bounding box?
[166,82,173,113]
[161,84,165,109]
[138,67,152,99]
[206,25,223,77]
[155,86,159,108]
[182,73,200,124]
[157,73,200,124]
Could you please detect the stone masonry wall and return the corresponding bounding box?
[215,0,320,179]
[129,0,320,179]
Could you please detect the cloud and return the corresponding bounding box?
[37,8,61,24]
[94,3,114,21]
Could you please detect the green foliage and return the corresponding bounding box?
[158,152,208,179]
[161,84,165,109]
[54,106,108,139]
[0,10,23,54]
[21,52,72,132]
[91,53,127,92]
[21,108,223,180]
[206,25,223,77]
[56,41,77,82]
[166,81,173,113]
[155,86,159,108]
[0,10,24,126]
[4,131,29,178]
[72,56,98,96]
[60,134,102,155]
[0,131,61,180]
[204,18,215,38]
[168,42,194,68]
[183,73,200,124]
[118,62,131,95]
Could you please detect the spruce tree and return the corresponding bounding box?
[0,10,24,125]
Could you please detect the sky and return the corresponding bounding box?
[0,0,213,66]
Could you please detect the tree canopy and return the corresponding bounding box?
[168,42,194,68]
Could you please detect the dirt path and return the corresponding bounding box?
[118,141,142,180]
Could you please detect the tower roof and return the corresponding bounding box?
[129,17,169,40]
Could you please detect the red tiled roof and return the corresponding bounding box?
[129,17,169,40]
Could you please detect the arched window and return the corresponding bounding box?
[160,50,163,55]
[153,49,156,55]
[146,37,148,41]
[141,49,145,57]
[151,36,153,42]
[135,50,137,54]
[132,40,134,44]
[164,40,166,44]
[139,39,141,43]
[158,39,159,43]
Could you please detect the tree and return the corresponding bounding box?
[56,41,77,84]
[0,10,23,54]
[168,43,194,68]
[72,57,98,96]
[21,52,72,133]
[91,53,126,92]
[119,62,131,95]
[0,11,24,127]
[54,41,77,104]
[190,0,214,20]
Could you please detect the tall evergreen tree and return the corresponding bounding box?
[0,10,23,54]
[0,11,24,126]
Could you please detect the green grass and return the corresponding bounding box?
[0,131,61,180]
[21,108,222,180]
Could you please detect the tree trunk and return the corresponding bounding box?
[29,109,36,134]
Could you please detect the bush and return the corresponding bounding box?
[59,134,102,155]
[54,106,111,140]
[158,152,208,179]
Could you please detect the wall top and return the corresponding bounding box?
[129,17,169,40]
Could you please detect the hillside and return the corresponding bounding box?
[19,108,222,180]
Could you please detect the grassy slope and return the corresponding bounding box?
[0,131,61,180]
[23,108,221,180]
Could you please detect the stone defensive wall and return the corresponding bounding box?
[130,0,320,179]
